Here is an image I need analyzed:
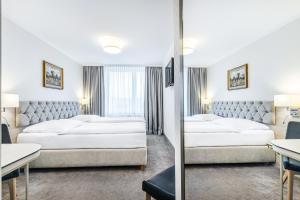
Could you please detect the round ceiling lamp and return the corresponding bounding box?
[183,47,194,55]
[101,36,124,54]
[183,38,197,55]
[103,45,121,54]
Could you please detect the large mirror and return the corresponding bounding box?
[183,1,300,199]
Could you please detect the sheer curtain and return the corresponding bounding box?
[104,65,145,117]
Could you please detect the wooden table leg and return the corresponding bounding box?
[8,178,16,200]
[280,155,283,200]
[287,170,294,200]
[24,164,29,200]
[145,193,151,200]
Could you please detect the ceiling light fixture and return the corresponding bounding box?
[183,47,195,55]
[101,36,124,54]
[183,38,197,55]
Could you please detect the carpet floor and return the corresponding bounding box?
[2,135,300,200]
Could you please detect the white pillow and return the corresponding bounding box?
[213,118,269,131]
[191,114,222,121]
[71,115,100,122]
[23,119,84,133]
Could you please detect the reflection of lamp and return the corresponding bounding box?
[202,98,211,114]
[80,98,89,114]
[274,95,300,124]
[183,38,197,55]
[81,98,89,105]
[202,98,210,105]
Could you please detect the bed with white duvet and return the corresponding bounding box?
[17,116,147,168]
[184,114,276,164]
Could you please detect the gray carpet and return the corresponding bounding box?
[186,164,300,200]
[2,135,174,200]
[2,135,300,200]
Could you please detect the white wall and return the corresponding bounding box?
[2,18,82,101]
[163,44,175,146]
[208,17,300,101]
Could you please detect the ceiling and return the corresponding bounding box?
[2,0,173,66]
[3,0,300,67]
[183,0,300,66]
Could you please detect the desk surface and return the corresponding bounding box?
[272,139,300,155]
[1,144,41,168]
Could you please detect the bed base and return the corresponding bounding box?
[29,148,147,169]
[185,145,275,164]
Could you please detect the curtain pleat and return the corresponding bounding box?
[83,66,105,116]
[144,67,164,135]
[187,67,207,116]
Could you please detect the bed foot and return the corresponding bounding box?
[140,165,146,171]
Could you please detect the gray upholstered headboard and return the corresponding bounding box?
[16,101,81,127]
[211,101,274,125]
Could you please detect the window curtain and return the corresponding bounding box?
[187,67,207,116]
[144,67,164,135]
[83,66,105,116]
[104,65,145,117]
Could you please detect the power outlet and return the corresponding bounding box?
[290,108,300,118]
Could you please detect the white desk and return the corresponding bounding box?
[272,139,300,200]
[2,144,41,200]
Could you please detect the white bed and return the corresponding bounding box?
[184,114,276,164]
[17,116,147,168]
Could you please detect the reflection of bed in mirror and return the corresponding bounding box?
[184,101,276,164]
[16,101,147,169]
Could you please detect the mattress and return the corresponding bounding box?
[17,132,146,150]
[185,130,274,148]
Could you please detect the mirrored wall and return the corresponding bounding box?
[183,1,300,199]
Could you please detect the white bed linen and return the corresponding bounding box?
[71,115,144,123]
[23,119,84,133]
[60,122,146,135]
[213,118,269,131]
[184,122,238,133]
[17,132,146,150]
[184,114,221,122]
[185,130,274,147]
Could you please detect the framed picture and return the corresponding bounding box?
[43,60,64,90]
[227,64,248,90]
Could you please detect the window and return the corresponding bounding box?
[104,65,145,116]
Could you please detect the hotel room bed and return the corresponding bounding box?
[184,101,276,164]
[16,101,147,168]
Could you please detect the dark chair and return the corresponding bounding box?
[2,124,20,200]
[142,166,175,200]
[283,121,300,200]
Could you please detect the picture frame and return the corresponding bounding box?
[227,64,248,90]
[43,60,64,90]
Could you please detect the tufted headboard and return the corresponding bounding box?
[16,101,81,127]
[211,101,274,125]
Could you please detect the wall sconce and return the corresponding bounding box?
[202,98,211,113]
[81,98,89,105]
[274,94,300,124]
[1,93,19,126]
[1,93,19,111]
[80,98,89,114]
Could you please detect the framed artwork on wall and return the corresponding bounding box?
[43,60,64,90]
[227,64,248,90]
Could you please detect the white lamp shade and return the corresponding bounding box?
[81,98,89,105]
[2,93,19,108]
[274,95,300,107]
[202,98,210,105]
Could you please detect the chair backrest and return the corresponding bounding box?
[1,124,12,144]
[286,121,300,139]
